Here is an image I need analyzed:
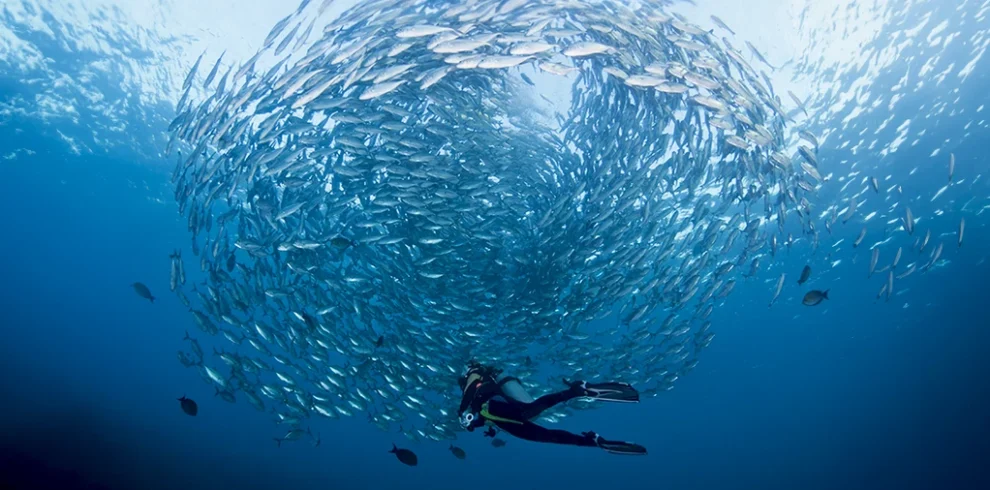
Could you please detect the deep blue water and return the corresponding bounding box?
[1,140,987,489]
[2,1,990,489]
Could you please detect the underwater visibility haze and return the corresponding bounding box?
[1,0,989,489]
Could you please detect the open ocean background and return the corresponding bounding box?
[1,1,988,489]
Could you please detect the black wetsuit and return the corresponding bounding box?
[464,377,597,448]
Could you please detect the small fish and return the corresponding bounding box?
[710,15,735,34]
[449,445,467,459]
[841,198,857,224]
[949,153,955,182]
[928,243,944,270]
[870,177,880,193]
[275,427,311,447]
[491,438,507,447]
[903,207,914,235]
[178,395,198,416]
[892,247,902,268]
[214,387,236,403]
[875,284,887,303]
[886,271,894,302]
[390,443,418,466]
[359,80,405,100]
[769,273,785,308]
[797,265,811,285]
[802,289,829,306]
[958,218,965,247]
[853,227,866,248]
[562,41,613,57]
[133,282,155,302]
[869,248,879,277]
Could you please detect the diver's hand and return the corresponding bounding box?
[459,411,478,429]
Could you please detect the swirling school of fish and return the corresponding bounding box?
[160,0,860,449]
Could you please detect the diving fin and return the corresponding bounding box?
[598,437,648,455]
[582,431,648,456]
[568,380,640,403]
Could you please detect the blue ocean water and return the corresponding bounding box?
[1,1,989,489]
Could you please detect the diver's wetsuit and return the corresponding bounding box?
[460,373,597,448]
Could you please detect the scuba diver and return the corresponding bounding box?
[457,361,648,455]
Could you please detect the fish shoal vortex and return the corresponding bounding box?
[168,0,818,442]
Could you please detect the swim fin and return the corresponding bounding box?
[568,380,640,403]
[582,431,648,455]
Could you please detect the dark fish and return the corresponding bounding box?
[330,236,353,249]
[390,443,418,466]
[491,438,507,447]
[449,445,466,459]
[484,426,497,438]
[520,73,535,86]
[802,289,829,306]
[133,282,155,302]
[226,253,236,272]
[178,395,198,416]
[797,265,811,285]
[375,335,385,347]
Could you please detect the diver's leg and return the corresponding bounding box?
[517,389,581,419]
[493,378,580,420]
[494,420,598,448]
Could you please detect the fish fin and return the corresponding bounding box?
[183,331,190,341]
[823,289,830,300]
[390,443,397,453]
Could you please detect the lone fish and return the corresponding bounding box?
[797,265,811,285]
[449,445,467,459]
[802,289,829,306]
[133,282,155,302]
[958,218,965,247]
[390,443,418,466]
[178,395,198,416]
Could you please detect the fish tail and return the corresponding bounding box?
[274,438,282,448]
[823,289,830,300]
[150,296,156,303]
